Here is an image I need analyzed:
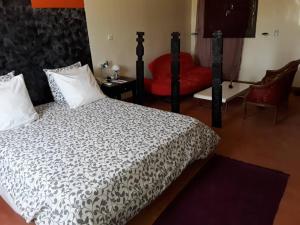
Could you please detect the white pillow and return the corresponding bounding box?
[49,65,106,109]
[0,74,39,131]
[0,71,15,82]
[44,62,82,104]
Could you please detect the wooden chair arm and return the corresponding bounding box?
[250,81,275,90]
[246,76,284,97]
[266,69,281,75]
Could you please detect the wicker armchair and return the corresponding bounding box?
[244,60,300,124]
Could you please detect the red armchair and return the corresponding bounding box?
[244,60,300,124]
[144,52,212,96]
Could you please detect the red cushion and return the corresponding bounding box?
[246,75,291,105]
[145,77,211,96]
[184,67,212,81]
[145,52,212,96]
[148,52,195,80]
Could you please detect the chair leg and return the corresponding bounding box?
[284,100,289,109]
[273,106,279,124]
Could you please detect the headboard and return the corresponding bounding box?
[0,0,92,105]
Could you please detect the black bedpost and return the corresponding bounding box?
[136,32,145,105]
[212,31,223,128]
[171,32,181,113]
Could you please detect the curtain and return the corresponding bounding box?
[195,0,244,81]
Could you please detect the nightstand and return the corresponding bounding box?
[100,76,136,101]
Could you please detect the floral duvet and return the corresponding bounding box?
[0,98,219,225]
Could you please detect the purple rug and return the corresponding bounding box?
[154,155,289,225]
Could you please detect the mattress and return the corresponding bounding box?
[0,98,219,225]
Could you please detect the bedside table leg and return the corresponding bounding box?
[116,94,121,100]
[132,89,137,103]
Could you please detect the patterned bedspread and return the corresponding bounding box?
[0,98,219,225]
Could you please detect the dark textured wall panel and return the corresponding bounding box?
[0,1,92,105]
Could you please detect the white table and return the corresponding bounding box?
[194,81,250,110]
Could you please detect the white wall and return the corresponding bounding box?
[84,0,192,79]
[240,0,300,86]
[191,0,300,87]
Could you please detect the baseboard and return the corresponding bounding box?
[292,87,300,96]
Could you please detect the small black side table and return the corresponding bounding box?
[100,76,136,101]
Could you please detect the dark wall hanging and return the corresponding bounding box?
[0,0,92,105]
[204,0,258,38]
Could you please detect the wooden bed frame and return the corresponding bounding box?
[135,31,224,127]
[0,3,220,223]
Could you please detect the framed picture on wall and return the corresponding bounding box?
[204,0,258,38]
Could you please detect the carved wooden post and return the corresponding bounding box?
[212,31,223,128]
[171,32,181,113]
[136,32,145,105]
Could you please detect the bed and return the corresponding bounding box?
[0,97,219,225]
[1,4,219,224]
